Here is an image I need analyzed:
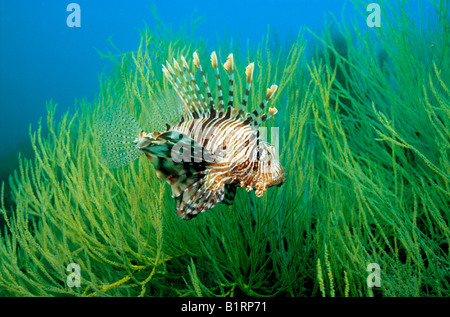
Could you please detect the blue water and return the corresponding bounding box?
[0,1,429,170]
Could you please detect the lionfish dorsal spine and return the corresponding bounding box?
[162,63,188,111]
[255,106,278,126]
[223,53,234,111]
[193,51,215,111]
[168,59,198,118]
[248,85,278,126]
[173,57,204,117]
[241,62,254,112]
[163,50,279,127]
[181,55,208,116]
[210,51,224,112]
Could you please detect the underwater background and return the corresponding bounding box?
[0,0,449,297]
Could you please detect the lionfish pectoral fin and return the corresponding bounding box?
[168,170,205,198]
[141,130,224,219]
[142,141,208,200]
[221,183,237,205]
[175,178,225,220]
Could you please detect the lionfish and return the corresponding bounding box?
[97,51,286,219]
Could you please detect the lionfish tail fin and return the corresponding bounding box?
[95,108,143,168]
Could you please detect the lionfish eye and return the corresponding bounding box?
[257,148,269,162]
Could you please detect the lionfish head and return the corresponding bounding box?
[252,141,286,196]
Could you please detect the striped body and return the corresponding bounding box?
[170,113,281,192]
[97,50,286,219]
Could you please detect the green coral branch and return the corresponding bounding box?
[0,0,449,297]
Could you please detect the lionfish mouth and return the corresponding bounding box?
[270,166,287,188]
[275,174,286,187]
